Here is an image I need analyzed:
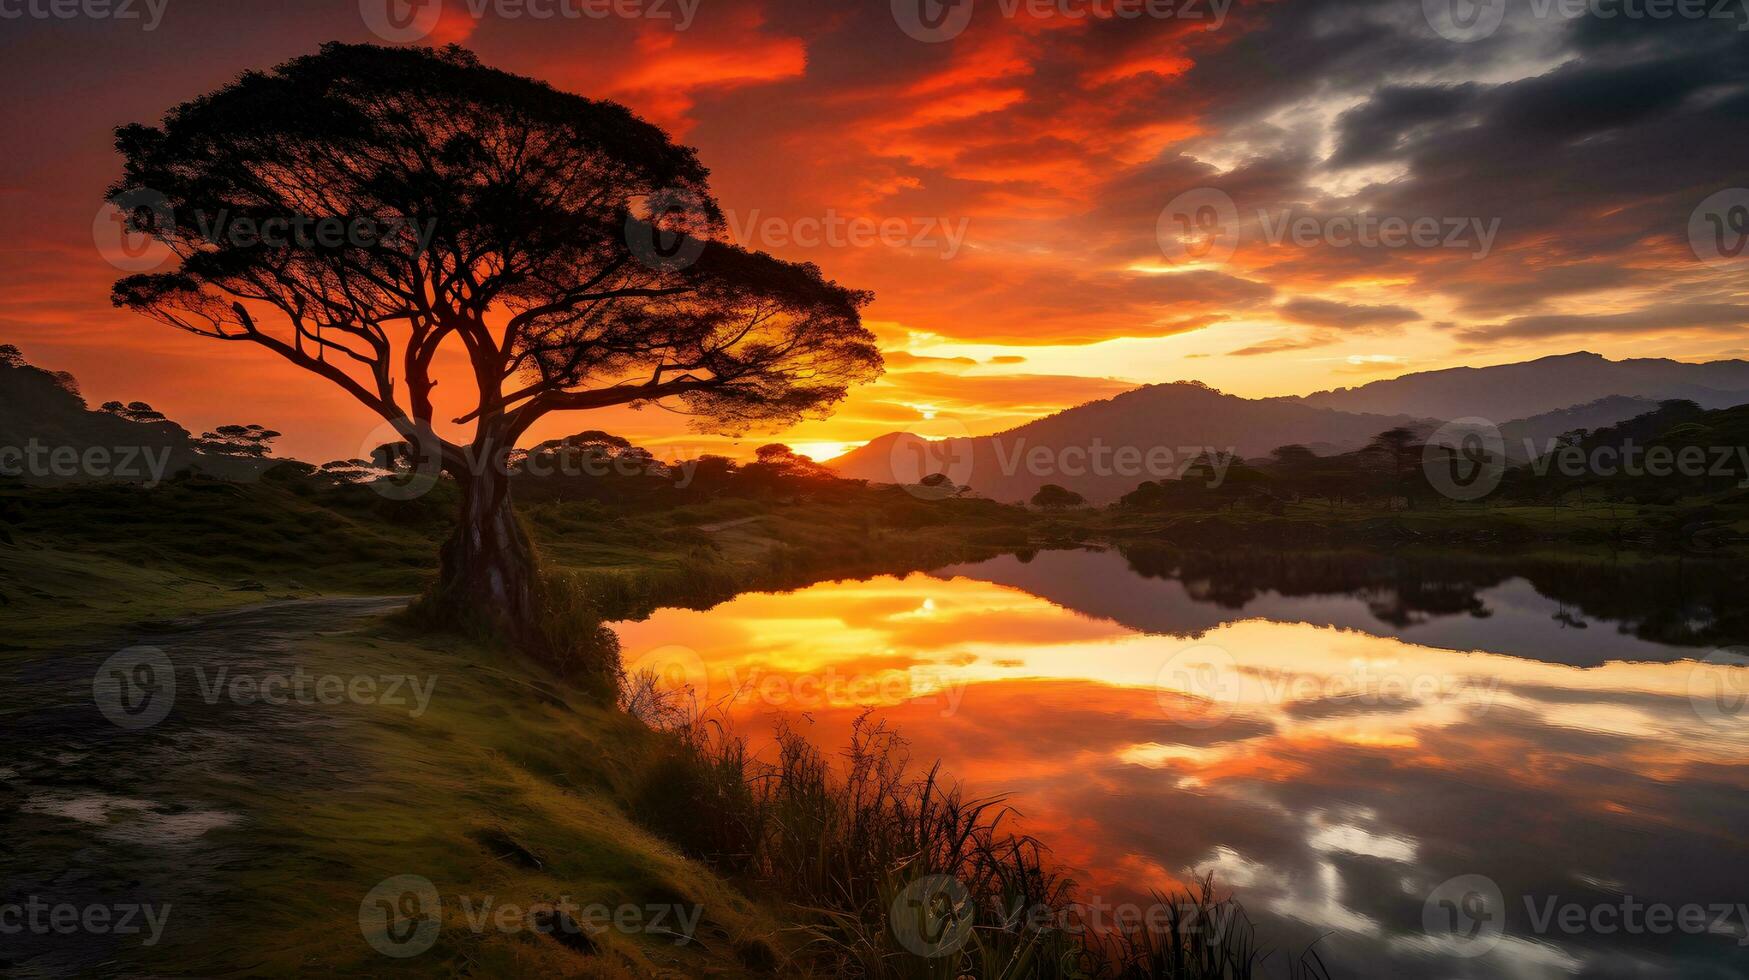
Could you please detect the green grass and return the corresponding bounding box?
[110,618,787,977]
[0,474,1045,655]
[620,704,1331,979]
[0,474,1060,976]
[0,474,443,649]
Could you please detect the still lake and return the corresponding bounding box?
[615,547,1749,979]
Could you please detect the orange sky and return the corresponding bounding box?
[4,0,1746,462]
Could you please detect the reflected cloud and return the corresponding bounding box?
[617,550,1749,977]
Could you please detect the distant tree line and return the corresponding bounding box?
[1118,402,1749,513]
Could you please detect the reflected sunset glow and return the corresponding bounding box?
[615,550,1749,977]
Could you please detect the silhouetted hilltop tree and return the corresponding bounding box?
[196,424,281,458]
[108,43,881,639]
[101,401,171,426]
[1032,484,1085,510]
[1361,426,1428,509]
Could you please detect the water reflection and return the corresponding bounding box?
[614,548,1749,979]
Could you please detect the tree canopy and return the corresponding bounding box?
[1031,484,1085,510]
[108,43,882,470]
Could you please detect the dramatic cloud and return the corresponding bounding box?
[1277,298,1422,329]
[1461,303,1749,343]
[1,0,1742,459]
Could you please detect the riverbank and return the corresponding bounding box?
[2,478,1321,977]
[0,479,1008,974]
[0,472,1040,652]
[16,469,1738,976]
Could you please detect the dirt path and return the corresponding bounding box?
[0,597,409,977]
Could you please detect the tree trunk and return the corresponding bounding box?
[437,464,539,634]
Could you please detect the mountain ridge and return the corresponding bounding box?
[1285,351,1749,420]
[829,352,1749,502]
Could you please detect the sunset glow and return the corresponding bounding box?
[6,0,1744,462]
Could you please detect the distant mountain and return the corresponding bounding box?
[830,353,1749,502]
[829,382,1424,503]
[1291,352,1749,421]
[1498,395,1664,462]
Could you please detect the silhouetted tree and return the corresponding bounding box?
[197,424,281,458]
[108,44,881,635]
[101,400,170,425]
[1364,426,1426,509]
[1031,484,1085,510]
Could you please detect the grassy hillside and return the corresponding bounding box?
[0,462,1046,652]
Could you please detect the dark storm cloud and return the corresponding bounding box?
[1126,0,1749,347]
[1328,84,1478,168]
[1278,297,1422,328]
[1460,302,1749,342]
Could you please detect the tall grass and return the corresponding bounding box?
[620,687,1330,979]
